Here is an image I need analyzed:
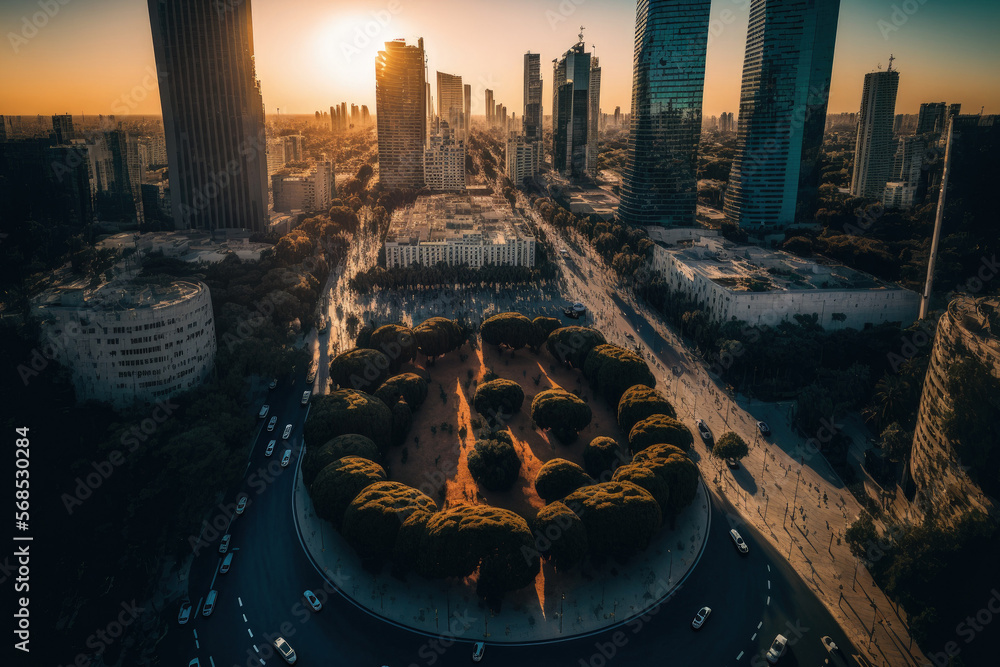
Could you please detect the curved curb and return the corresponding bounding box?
[292,460,713,646]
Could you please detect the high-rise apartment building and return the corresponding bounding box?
[423,123,466,191]
[463,85,472,137]
[147,0,268,232]
[723,0,840,238]
[882,135,927,209]
[617,0,712,227]
[485,89,494,127]
[437,71,465,138]
[272,160,335,213]
[51,114,74,144]
[916,102,947,135]
[552,39,595,179]
[850,64,900,199]
[523,52,543,144]
[375,39,427,188]
[587,57,602,174]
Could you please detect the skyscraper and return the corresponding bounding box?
[463,84,472,137]
[437,72,465,137]
[617,0,712,227]
[51,114,74,144]
[485,89,494,126]
[587,57,602,174]
[916,102,947,135]
[552,37,595,179]
[850,62,900,199]
[147,0,268,232]
[723,0,841,238]
[376,38,427,188]
[523,52,543,144]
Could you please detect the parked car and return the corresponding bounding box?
[281,450,292,467]
[757,421,771,437]
[730,528,749,555]
[303,590,322,612]
[178,601,192,625]
[696,419,712,442]
[258,405,269,419]
[821,636,839,653]
[301,390,311,406]
[766,634,787,663]
[265,440,276,456]
[691,606,712,630]
[219,534,231,554]
[236,495,248,515]
[282,424,292,439]
[472,642,485,662]
[273,637,297,664]
[267,416,277,431]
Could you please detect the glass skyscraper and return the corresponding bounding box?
[617,0,712,227]
[376,39,427,188]
[851,66,899,199]
[724,0,841,238]
[552,41,593,179]
[523,52,543,144]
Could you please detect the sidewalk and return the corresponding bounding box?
[293,468,711,643]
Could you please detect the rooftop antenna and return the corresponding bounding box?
[887,54,895,72]
[579,26,585,43]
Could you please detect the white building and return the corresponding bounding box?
[271,160,334,213]
[423,127,465,191]
[266,138,287,174]
[505,134,541,184]
[31,280,216,409]
[648,234,919,331]
[385,194,536,269]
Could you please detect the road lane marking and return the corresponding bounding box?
[757,621,763,629]
[193,630,198,638]
[195,639,200,649]
[210,658,215,667]
[768,580,771,589]
[243,613,247,622]
[239,597,243,607]
[767,596,771,605]
[248,628,254,638]
[736,651,744,660]
[751,633,757,640]
[254,645,260,653]
[767,564,771,572]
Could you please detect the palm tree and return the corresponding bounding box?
[866,374,910,429]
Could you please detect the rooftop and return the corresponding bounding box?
[33,279,205,314]
[386,194,534,246]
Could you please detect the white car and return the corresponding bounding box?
[472,642,485,662]
[696,419,712,442]
[219,534,231,554]
[219,552,233,574]
[730,528,749,554]
[281,450,292,467]
[236,495,248,515]
[821,636,839,653]
[258,404,269,419]
[267,416,277,431]
[177,601,192,625]
[265,440,276,456]
[766,634,788,663]
[303,590,322,612]
[282,424,292,440]
[274,637,297,664]
[691,606,711,630]
[188,660,200,667]
[301,390,311,406]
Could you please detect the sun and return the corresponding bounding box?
[312,12,414,102]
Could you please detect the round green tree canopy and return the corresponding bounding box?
[563,481,662,561]
[583,436,625,480]
[712,431,750,461]
[532,501,588,571]
[374,372,428,409]
[531,389,592,443]
[341,481,438,565]
[303,390,393,453]
[534,458,594,503]
[329,348,392,393]
[628,414,694,454]
[302,434,380,486]
[612,463,670,517]
[583,344,657,406]
[309,456,387,528]
[618,384,677,436]
[473,378,525,425]
[412,316,465,360]
[546,326,607,369]
[480,312,535,350]
[633,444,700,519]
[467,436,522,492]
[368,324,416,370]
[531,316,562,348]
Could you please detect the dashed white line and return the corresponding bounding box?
[751,633,757,640]
[193,629,198,638]
[195,640,200,649]
[767,564,771,572]
[243,613,247,622]
[254,645,260,653]
[736,651,745,660]
[757,621,763,629]
[767,596,771,605]
[768,580,771,589]
[239,597,244,607]
[210,658,216,667]
[248,628,254,638]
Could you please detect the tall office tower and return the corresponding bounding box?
[523,52,543,144]
[850,62,900,198]
[375,38,427,187]
[361,105,371,126]
[340,102,348,130]
[917,102,947,135]
[552,38,594,178]
[485,89,494,126]
[147,0,268,232]
[463,84,471,137]
[586,57,602,174]
[330,106,337,132]
[882,134,927,209]
[723,0,840,238]
[942,115,999,239]
[437,72,465,137]
[496,104,503,128]
[351,104,360,127]
[617,0,711,227]
[51,114,74,144]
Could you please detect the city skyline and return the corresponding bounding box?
[2,0,999,118]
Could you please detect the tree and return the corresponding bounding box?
[633,444,700,521]
[534,459,594,503]
[583,436,624,480]
[879,422,912,463]
[942,358,1000,497]
[329,348,392,393]
[563,481,662,562]
[612,464,670,517]
[845,512,879,561]
[303,390,393,453]
[309,456,387,528]
[532,502,588,570]
[480,312,535,351]
[374,372,428,409]
[628,414,694,454]
[341,481,438,565]
[583,344,657,406]
[302,434,380,486]
[467,433,522,492]
[546,326,607,369]
[530,389,593,443]
[473,379,525,426]
[617,384,676,436]
[412,316,465,363]
[531,316,562,350]
[712,432,750,463]
[368,324,416,371]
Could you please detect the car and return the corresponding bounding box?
[258,404,269,419]
[282,424,292,439]
[696,419,712,442]
[265,440,276,456]
[188,660,200,667]
[236,495,248,515]
[766,634,787,663]
[267,416,277,431]
[821,636,839,653]
[472,641,485,662]
[177,601,192,625]
[625,332,635,341]
[268,379,277,390]
[281,450,292,467]
[726,457,740,470]
[273,637,297,664]
[757,421,771,437]
[303,590,322,612]
[691,606,712,630]
[301,390,311,406]
[219,552,233,574]
[202,590,217,616]
[730,528,749,554]
[219,534,231,553]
